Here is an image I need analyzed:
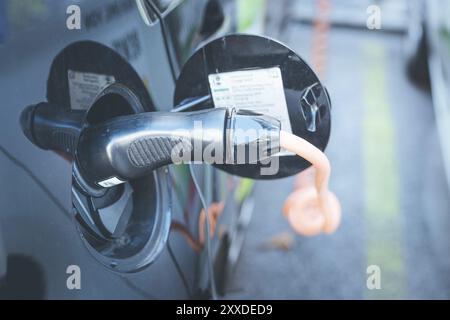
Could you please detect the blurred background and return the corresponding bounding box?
[225,0,450,299]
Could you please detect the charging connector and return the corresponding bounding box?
[21,103,281,190]
[76,107,280,188]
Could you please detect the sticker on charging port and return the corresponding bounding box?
[208,67,293,134]
[98,177,126,188]
[68,70,115,110]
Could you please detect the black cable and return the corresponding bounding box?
[0,144,157,299]
[139,6,219,298]
[189,164,218,299]
[167,238,192,297]
[0,145,71,219]
[168,82,218,298]
[145,0,178,82]
[172,95,212,112]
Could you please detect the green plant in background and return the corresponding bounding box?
[234,178,254,204]
[237,0,266,33]
[363,43,404,300]
[7,0,47,31]
[439,27,450,64]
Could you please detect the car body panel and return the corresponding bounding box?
[0,0,245,299]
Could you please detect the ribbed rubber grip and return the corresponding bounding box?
[51,130,79,155]
[128,136,190,167]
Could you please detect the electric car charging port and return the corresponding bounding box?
[17,40,176,274]
[72,84,172,273]
[16,31,336,298]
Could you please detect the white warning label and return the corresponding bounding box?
[208,67,293,134]
[98,176,126,188]
[68,70,115,110]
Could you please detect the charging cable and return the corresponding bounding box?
[189,164,218,299]
[280,131,341,236]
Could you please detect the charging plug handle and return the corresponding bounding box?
[77,108,226,186]
[20,103,85,156]
[21,103,281,189]
[77,108,280,187]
